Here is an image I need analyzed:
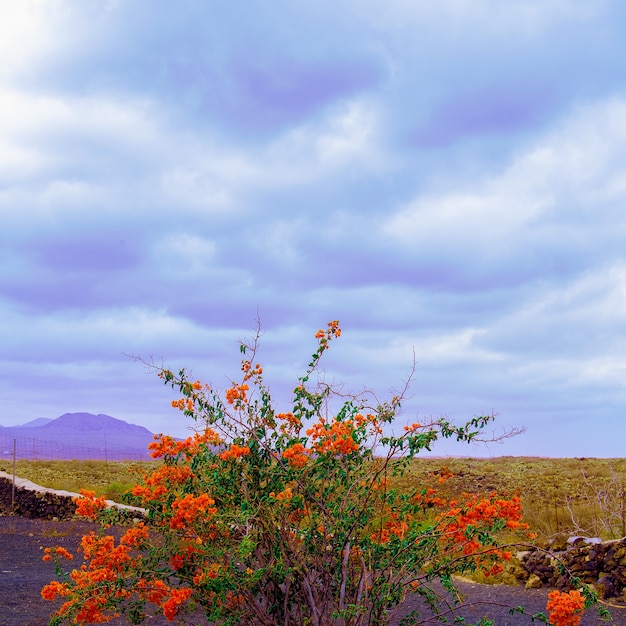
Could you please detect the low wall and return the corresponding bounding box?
[521,536,626,600]
[0,471,144,521]
[0,473,78,519]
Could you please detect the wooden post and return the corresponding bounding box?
[11,438,16,511]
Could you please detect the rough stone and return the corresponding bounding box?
[525,574,543,589]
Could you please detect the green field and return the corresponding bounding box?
[3,456,625,542]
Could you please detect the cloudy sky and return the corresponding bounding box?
[1,1,626,457]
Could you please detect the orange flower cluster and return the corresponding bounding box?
[192,562,221,585]
[148,428,222,459]
[148,434,179,458]
[171,397,194,411]
[370,528,391,544]
[56,594,119,624]
[163,588,193,621]
[42,525,150,623]
[438,494,527,538]
[434,493,526,574]
[413,487,447,508]
[168,544,202,572]
[120,522,149,548]
[41,580,68,601]
[170,493,217,529]
[434,466,454,483]
[403,422,422,432]
[147,463,194,487]
[370,510,412,544]
[137,578,169,604]
[224,591,245,609]
[546,590,586,626]
[73,489,107,521]
[314,321,342,353]
[132,464,196,502]
[131,482,167,501]
[42,546,74,562]
[241,360,263,381]
[353,412,382,434]
[282,442,309,468]
[306,419,359,456]
[269,487,293,501]
[218,443,251,461]
[136,579,193,621]
[225,383,249,405]
[315,320,341,340]
[277,411,302,432]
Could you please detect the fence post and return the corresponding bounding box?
[11,438,16,511]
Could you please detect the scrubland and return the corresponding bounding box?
[5,456,625,542]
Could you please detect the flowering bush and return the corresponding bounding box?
[42,322,597,625]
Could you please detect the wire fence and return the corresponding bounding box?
[0,432,153,462]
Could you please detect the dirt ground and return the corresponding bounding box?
[1,514,624,626]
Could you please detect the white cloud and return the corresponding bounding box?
[263,98,383,183]
[355,0,608,34]
[385,96,626,259]
[155,234,217,278]
[0,87,163,188]
[0,1,63,80]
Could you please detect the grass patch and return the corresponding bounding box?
[0,459,161,501]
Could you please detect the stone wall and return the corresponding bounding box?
[0,471,144,521]
[520,536,626,600]
[0,474,77,519]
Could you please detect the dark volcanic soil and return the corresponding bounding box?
[1,515,624,625]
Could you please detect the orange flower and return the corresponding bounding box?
[162,587,193,621]
[218,443,251,461]
[546,590,585,626]
[370,528,390,544]
[120,523,149,548]
[282,443,309,468]
[170,493,218,529]
[404,422,421,432]
[169,553,185,570]
[73,489,107,521]
[41,580,69,601]
[327,320,341,337]
[225,383,249,405]
[137,578,170,605]
[148,429,222,459]
[306,418,359,456]
[171,397,195,412]
[193,563,221,585]
[42,546,73,562]
[269,487,293,501]
[277,412,302,431]
[132,484,168,501]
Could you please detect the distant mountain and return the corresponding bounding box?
[0,413,157,461]
[20,417,54,428]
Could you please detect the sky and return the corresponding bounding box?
[1,1,626,457]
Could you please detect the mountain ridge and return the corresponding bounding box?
[0,412,157,461]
